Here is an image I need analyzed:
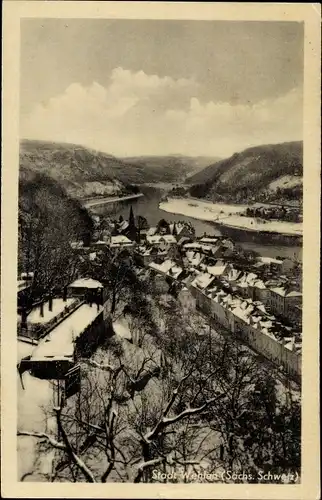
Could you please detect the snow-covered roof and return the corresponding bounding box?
[147,234,177,244]
[287,291,302,298]
[191,272,214,290]
[118,220,129,231]
[190,252,203,267]
[94,240,109,245]
[207,260,227,277]
[149,259,181,277]
[163,234,177,243]
[111,235,133,245]
[183,242,202,250]
[147,227,157,236]
[177,237,191,246]
[69,278,103,289]
[227,268,241,282]
[270,287,288,296]
[168,264,183,279]
[257,280,267,290]
[199,237,219,244]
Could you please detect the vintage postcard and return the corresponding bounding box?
[1,2,321,499]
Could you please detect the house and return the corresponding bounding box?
[68,278,104,298]
[17,272,34,304]
[177,236,193,247]
[206,259,231,279]
[91,215,100,229]
[118,220,130,234]
[135,246,168,266]
[169,222,195,241]
[287,303,302,325]
[146,234,177,250]
[220,238,235,251]
[269,287,302,319]
[235,272,258,298]
[149,259,183,281]
[208,243,227,259]
[198,236,220,246]
[226,267,244,286]
[280,258,297,275]
[147,227,158,237]
[185,250,204,268]
[110,235,135,249]
[252,279,271,307]
[100,230,111,242]
[139,228,149,242]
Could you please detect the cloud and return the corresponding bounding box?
[21,67,303,157]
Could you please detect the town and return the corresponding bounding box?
[18,205,302,384]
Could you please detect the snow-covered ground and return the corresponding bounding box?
[18,371,56,480]
[217,214,303,235]
[19,298,75,325]
[31,303,102,360]
[160,198,246,221]
[160,198,302,236]
[17,339,37,363]
[18,304,103,479]
[113,316,132,341]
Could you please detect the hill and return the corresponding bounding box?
[121,155,220,183]
[20,140,219,198]
[187,141,303,205]
[19,139,135,200]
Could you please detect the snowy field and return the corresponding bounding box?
[218,215,303,236]
[160,198,302,236]
[160,198,246,221]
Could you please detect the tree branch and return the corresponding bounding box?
[144,392,224,443]
[17,430,66,450]
[133,457,165,483]
[54,408,96,483]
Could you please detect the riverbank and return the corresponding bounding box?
[160,198,302,239]
[91,187,302,260]
[83,193,144,208]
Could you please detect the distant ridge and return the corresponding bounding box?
[20,139,220,196]
[186,141,303,205]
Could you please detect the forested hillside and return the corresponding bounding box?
[187,142,303,205]
[18,168,93,294]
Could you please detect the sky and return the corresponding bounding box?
[20,19,304,158]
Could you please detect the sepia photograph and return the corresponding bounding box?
[1,2,320,499]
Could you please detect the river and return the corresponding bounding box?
[92,185,302,260]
